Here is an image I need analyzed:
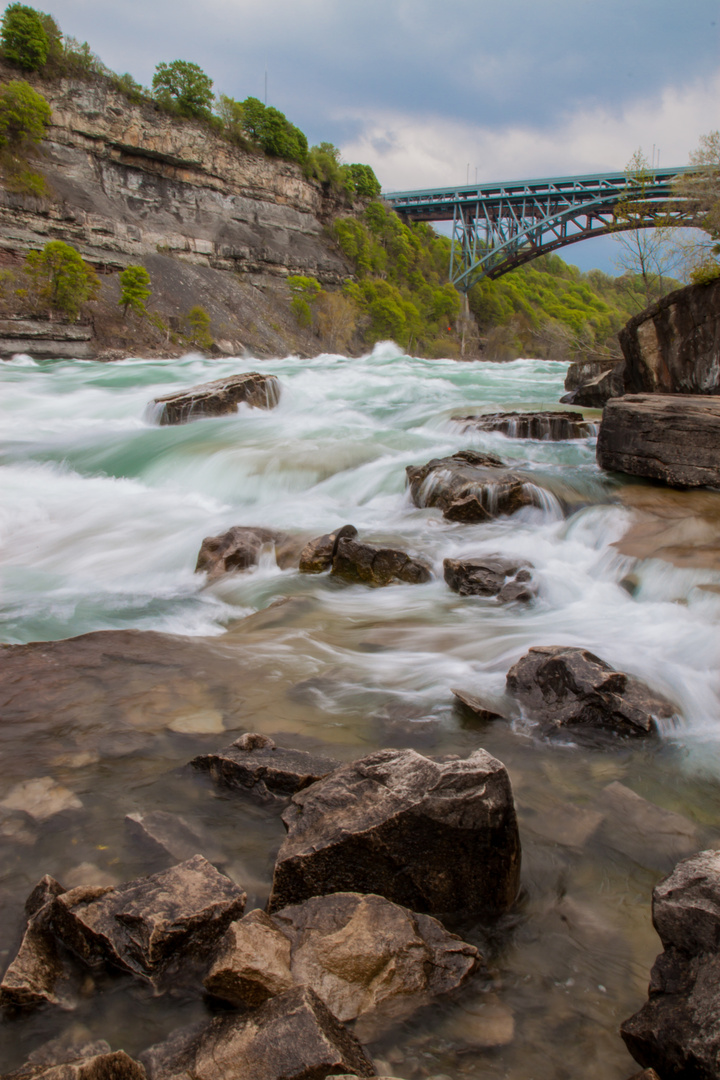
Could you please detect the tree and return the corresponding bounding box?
[23,240,99,320]
[0,79,51,150]
[315,291,357,352]
[672,130,720,282]
[183,305,213,349]
[613,149,679,308]
[237,97,307,164]
[152,61,214,119]
[348,163,381,198]
[119,265,151,318]
[0,3,49,71]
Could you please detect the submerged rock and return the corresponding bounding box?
[151,372,280,425]
[140,985,374,1080]
[443,555,535,601]
[299,525,358,573]
[406,450,541,522]
[621,850,720,1079]
[191,732,340,801]
[268,747,520,917]
[2,1049,147,1079]
[506,645,677,738]
[452,410,596,440]
[597,394,720,488]
[331,537,432,587]
[596,782,699,872]
[125,810,225,866]
[195,525,299,578]
[204,892,481,1036]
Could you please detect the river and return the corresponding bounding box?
[1,345,720,1076]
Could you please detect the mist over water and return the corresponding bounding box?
[2,344,720,1076]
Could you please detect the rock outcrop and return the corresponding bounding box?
[621,850,720,1079]
[299,525,358,573]
[0,318,96,361]
[596,394,720,488]
[191,732,340,801]
[406,450,541,523]
[268,747,520,917]
[506,646,677,738]
[152,372,280,424]
[452,410,596,440]
[443,555,535,601]
[195,525,298,577]
[330,537,432,587]
[561,358,625,407]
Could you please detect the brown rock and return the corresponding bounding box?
[2,1050,147,1080]
[205,892,481,1035]
[124,811,225,865]
[299,525,358,573]
[561,362,625,407]
[406,450,540,522]
[152,372,280,425]
[140,985,375,1080]
[195,525,293,578]
[443,555,534,600]
[452,410,596,440]
[597,782,699,871]
[268,748,520,917]
[451,690,505,724]
[0,884,80,1011]
[191,733,340,801]
[331,537,431,587]
[597,394,720,488]
[506,645,677,738]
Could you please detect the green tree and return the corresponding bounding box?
[23,240,99,320]
[119,265,151,318]
[287,274,321,328]
[673,130,720,282]
[0,79,51,149]
[183,305,213,349]
[152,61,214,119]
[348,163,381,198]
[0,3,49,71]
[237,97,307,164]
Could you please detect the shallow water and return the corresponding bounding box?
[1,345,720,1075]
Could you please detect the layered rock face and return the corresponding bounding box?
[152,373,280,424]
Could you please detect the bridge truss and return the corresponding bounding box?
[384,167,696,290]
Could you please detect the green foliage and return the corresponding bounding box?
[347,163,381,198]
[23,239,99,320]
[0,79,51,149]
[183,305,213,350]
[112,72,145,104]
[152,60,214,120]
[287,275,321,328]
[1,3,49,70]
[5,165,48,195]
[690,262,720,285]
[303,145,380,202]
[233,97,307,163]
[119,265,151,318]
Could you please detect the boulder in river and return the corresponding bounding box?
[0,878,80,1011]
[2,1048,147,1079]
[406,450,541,523]
[204,892,482,1037]
[506,645,677,738]
[268,747,520,917]
[195,525,300,578]
[452,410,596,440]
[561,359,625,407]
[596,394,720,488]
[140,985,375,1080]
[621,850,720,1079]
[191,732,340,801]
[299,525,358,574]
[443,555,535,601]
[151,372,280,425]
[331,537,432,587]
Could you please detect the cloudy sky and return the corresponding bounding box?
[38,0,720,271]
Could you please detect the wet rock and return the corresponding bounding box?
[0,881,80,1011]
[140,985,375,1080]
[561,362,625,407]
[299,525,358,573]
[268,747,520,917]
[331,537,432,587]
[597,782,699,871]
[506,645,677,738]
[621,850,720,1079]
[443,555,535,601]
[50,855,246,988]
[125,811,224,866]
[452,410,596,440]
[440,991,515,1048]
[406,450,540,523]
[25,876,65,919]
[191,733,340,802]
[2,1049,147,1079]
[519,799,604,849]
[597,394,720,488]
[626,1071,662,1080]
[64,864,120,890]
[152,372,280,425]
[195,525,298,578]
[205,892,481,1036]
[451,690,505,724]
[0,777,83,822]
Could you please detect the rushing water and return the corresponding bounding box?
[1,345,720,1076]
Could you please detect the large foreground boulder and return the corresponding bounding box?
[597,394,720,488]
[452,410,596,440]
[140,986,375,1080]
[506,646,677,738]
[406,450,541,522]
[191,732,340,801]
[151,372,280,425]
[195,525,300,578]
[204,892,481,1036]
[331,537,431,587]
[621,850,720,1079]
[443,555,535,602]
[268,748,520,917]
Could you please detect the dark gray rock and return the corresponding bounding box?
[561,362,625,407]
[621,851,720,1079]
[506,645,677,738]
[268,748,520,917]
[124,811,225,865]
[597,394,720,488]
[452,410,596,440]
[140,985,375,1080]
[299,525,358,573]
[2,1050,147,1080]
[451,689,505,724]
[191,732,340,801]
[406,450,541,523]
[331,538,431,587]
[195,525,299,578]
[152,372,280,425]
[443,555,535,601]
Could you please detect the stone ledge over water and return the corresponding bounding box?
[152,372,280,425]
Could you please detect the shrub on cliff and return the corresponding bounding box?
[237,97,307,164]
[0,79,51,149]
[152,60,214,120]
[21,240,99,320]
[119,265,152,318]
[183,305,213,350]
[0,3,49,71]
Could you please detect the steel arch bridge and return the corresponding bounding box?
[383,167,696,291]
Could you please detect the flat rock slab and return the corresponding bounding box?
[331,538,431,587]
[299,525,358,574]
[596,781,699,871]
[597,395,720,488]
[140,985,374,1080]
[204,892,481,1036]
[191,732,340,801]
[451,689,505,724]
[195,525,300,578]
[152,372,280,425]
[268,747,520,917]
[124,810,225,865]
[621,850,720,1079]
[444,555,534,601]
[2,1050,147,1079]
[452,411,596,440]
[406,450,540,522]
[506,645,677,739]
